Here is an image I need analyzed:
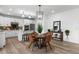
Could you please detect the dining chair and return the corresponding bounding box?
[28,32,38,51]
[43,33,53,52]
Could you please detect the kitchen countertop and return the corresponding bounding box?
[0,30,33,41]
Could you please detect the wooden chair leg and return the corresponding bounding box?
[48,42,52,50]
[28,42,33,48]
[44,43,47,52]
[31,43,35,51]
[31,42,37,51]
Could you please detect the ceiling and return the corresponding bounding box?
[0,5,79,19]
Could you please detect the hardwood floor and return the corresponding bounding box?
[0,37,79,54]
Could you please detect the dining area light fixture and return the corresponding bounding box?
[36,5,43,20]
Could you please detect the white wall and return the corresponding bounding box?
[44,8,79,43]
[24,19,35,25]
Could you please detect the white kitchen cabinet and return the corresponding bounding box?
[0,32,6,48]
[5,30,18,38]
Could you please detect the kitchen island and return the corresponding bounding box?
[0,30,33,48]
[4,30,33,40]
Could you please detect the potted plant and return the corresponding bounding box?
[37,24,43,48]
[65,30,70,38]
[37,24,43,35]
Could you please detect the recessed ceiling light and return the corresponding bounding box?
[22,14,25,17]
[19,10,24,14]
[52,10,55,13]
[7,13,10,15]
[28,15,31,18]
[9,8,12,11]
[0,9,2,12]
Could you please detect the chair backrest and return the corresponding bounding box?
[28,32,38,42]
[45,32,52,42]
[31,32,38,38]
[28,34,33,41]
